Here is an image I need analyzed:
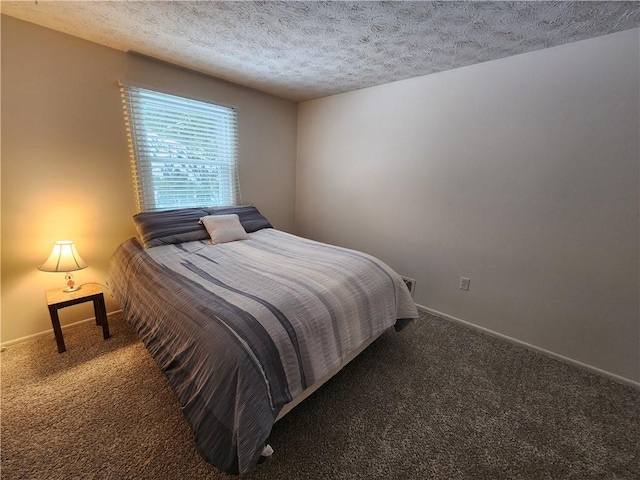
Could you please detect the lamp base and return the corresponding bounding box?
[63,272,81,293]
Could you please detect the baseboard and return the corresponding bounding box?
[5,304,637,389]
[1,310,124,349]
[415,304,640,390]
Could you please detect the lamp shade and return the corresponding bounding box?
[38,240,87,273]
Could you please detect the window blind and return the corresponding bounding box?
[120,83,240,212]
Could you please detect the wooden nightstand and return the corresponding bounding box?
[45,283,110,353]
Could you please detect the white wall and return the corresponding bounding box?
[1,16,297,343]
[296,29,640,382]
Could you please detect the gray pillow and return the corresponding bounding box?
[205,206,273,233]
[133,208,210,248]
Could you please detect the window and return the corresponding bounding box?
[120,83,240,212]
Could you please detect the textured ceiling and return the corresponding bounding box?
[2,1,639,102]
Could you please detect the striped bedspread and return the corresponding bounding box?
[108,229,418,474]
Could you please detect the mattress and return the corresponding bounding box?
[108,228,418,474]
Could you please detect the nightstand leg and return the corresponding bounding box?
[93,296,110,340]
[48,306,66,353]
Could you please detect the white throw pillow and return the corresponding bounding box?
[199,214,250,244]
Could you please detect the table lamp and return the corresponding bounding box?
[38,240,88,292]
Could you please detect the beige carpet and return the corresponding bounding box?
[1,312,638,479]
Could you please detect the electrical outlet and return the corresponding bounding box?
[459,277,470,291]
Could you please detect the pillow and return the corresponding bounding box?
[199,214,250,244]
[205,206,273,233]
[133,208,210,248]
[132,205,272,248]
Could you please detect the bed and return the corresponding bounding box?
[107,206,419,474]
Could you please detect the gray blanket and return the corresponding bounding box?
[108,229,418,474]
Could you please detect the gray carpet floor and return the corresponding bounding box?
[1,311,638,479]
